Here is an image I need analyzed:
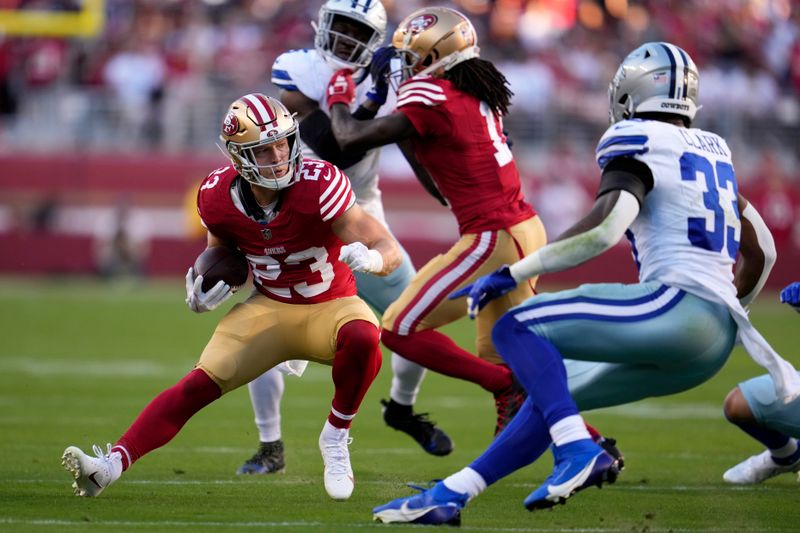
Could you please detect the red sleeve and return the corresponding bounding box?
[197,166,234,231]
[316,163,355,223]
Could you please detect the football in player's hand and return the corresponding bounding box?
[193,246,249,292]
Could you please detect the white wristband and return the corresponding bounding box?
[509,254,543,283]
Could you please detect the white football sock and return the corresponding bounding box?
[320,420,349,441]
[247,368,284,443]
[389,353,426,406]
[443,467,486,499]
[550,415,591,447]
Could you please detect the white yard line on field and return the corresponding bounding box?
[12,478,790,493]
[0,518,787,532]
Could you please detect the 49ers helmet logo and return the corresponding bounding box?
[407,14,437,34]
[222,112,239,136]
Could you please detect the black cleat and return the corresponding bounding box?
[493,375,526,436]
[237,439,286,475]
[596,436,625,471]
[381,399,454,456]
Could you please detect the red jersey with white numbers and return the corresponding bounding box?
[197,159,357,304]
[396,76,535,235]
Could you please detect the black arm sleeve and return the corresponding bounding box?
[299,109,366,169]
[596,157,654,207]
[352,105,378,120]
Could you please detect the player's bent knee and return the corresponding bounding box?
[491,312,520,348]
[723,387,754,423]
[337,320,381,357]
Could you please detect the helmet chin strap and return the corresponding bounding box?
[323,54,366,77]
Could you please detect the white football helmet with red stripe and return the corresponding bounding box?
[220,93,302,190]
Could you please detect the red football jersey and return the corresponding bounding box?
[197,160,357,304]
[396,76,535,234]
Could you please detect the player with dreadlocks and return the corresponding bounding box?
[326,6,620,455]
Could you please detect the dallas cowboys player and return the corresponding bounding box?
[371,41,800,525]
[722,281,800,484]
[238,0,452,475]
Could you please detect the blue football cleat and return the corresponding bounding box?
[524,439,619,511]
[373,480,468,525]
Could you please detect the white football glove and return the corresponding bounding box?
[184,267,234,313]
[338,242,384,274]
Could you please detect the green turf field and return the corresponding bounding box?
[1,277,798,532]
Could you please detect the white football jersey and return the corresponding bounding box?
[271,49,398,205]
[596,119,741,303]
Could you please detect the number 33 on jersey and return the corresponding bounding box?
[196,160,358,304]
[596,119,741,287]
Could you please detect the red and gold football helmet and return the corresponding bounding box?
[219,93,302,190]
[391,6,479,81]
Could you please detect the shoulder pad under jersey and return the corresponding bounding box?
[397,76,448,108]
[272,49,330,102]
[596,119,651,169]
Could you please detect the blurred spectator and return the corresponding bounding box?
[0,0,796,152]
[748,150,800,251]
[102,39,166,149]
[0,37,19,119]
[524,139,594,238]
[0,0,797,255]
[29,195,60,233]
[94,201,148,280]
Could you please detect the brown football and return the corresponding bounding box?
[193,246,249,292]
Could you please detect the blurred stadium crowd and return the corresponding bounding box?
[0,0,799,269]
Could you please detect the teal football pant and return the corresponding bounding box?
[504,281,737,410]
[739,373,800,438]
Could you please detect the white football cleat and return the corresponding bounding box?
[62,444,123,497]
[319,427,354,500]
[723,450,800,484]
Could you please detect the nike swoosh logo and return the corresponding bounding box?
[88,472,103,489]
[399,501,428,519]
[398,499,454,519]
[548,455,598,494]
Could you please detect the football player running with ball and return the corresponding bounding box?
[327,6,618,450]
[372,42,800,525]
[238,0,453,477]
[62,94,401,501]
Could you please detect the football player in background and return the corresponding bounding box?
[237,0,453,477]
[62,94,401,502]
[327,6,617,448]
[373,42,800,524]
[722,281,800,484]
[327,6,541,436]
